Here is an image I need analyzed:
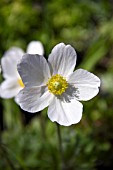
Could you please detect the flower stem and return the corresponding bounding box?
[39,111,46,140]
[56,123,65,170]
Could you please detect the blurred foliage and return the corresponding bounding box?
[0,0,113,169]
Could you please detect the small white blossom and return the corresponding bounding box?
[16,43,100,126]
[0,41,44,102]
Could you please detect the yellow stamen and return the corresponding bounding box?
[47,74,68,95]
[18,78,24,88]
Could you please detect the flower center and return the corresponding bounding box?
[18,78,24,88]
[47,74,68,95]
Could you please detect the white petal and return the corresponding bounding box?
[68,69,100,86]
[26,41,44,55]
[68,69,100,101]
[16,86,53,112]
[1,47,24,79]
[48,43,77,76]
[74,85,99,101]
[48,97,83,126]
[18,54,51,87]
[0,79,22,98]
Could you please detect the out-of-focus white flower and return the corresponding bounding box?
[16,43,100,126]
[0,41,44,101]
[26,41,44,55]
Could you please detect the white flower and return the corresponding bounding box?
[16,43,100,126]
[0,41,44,101]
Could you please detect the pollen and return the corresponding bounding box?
[47,74,68,95]
[18,78,24,88]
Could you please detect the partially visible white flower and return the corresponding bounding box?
[0,41,44,102]
[26,41,44,55]
[16,43,100,126]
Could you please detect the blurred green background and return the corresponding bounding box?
[0,0,113,169]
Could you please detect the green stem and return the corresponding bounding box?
[56,123,65,170]
[39,111,46,140]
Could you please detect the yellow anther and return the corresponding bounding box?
[18,78,24,88]
[47,74,68,95]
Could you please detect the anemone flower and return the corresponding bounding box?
[0,41,44,102]
[16,43,100,126]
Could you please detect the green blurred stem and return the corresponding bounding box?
[56,123,65,170]
[39,111,46,139]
